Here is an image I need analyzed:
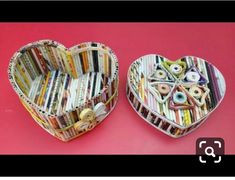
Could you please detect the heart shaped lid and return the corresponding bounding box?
[127,54,226,136]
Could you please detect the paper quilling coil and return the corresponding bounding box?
[155,70,167,79]
[8,40,119,142]
[173,92,187,104]
[186,71,200,82]
[126,54,226,138]
[157,84,170,95]
[189,86,202,99]
[170,64,182,75]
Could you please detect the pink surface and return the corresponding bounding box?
[0,23,234,154]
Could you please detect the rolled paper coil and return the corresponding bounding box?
[170,64,183,75]
[155,70,167,79]
[189,86,202,99]
[173,92,187,104]
[157,84,171,95]
[186,71,200,83]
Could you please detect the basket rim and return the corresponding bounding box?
[8,39,119,118]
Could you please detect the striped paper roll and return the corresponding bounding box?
[8,40,119,142]
[126,54,226,138]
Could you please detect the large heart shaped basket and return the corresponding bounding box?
[8,40,119,142]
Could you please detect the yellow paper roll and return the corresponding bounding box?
[79,108,96,122]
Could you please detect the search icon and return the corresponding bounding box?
[205,146,216,157]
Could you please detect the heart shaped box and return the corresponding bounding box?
[126,54,226,138]
[8,40,119,142]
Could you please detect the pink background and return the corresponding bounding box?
[0,23,234,154]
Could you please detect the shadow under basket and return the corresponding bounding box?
[8,40,119,142]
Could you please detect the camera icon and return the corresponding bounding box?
[196,138,224,164]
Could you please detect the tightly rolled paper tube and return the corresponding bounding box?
[189,86,202,99]
[170,64,183,75]
[157,84,171,95]
[173,92,187,104]
[154,69,166,79]
[186,71,200,83]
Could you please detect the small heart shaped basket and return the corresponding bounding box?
[8,40,119,142]
[126,54,226,138]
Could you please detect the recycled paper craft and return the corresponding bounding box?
[126,54,225,138]
[8,40,119,142]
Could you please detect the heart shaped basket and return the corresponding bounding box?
[126,54,226,138]
[8,40,119,142]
